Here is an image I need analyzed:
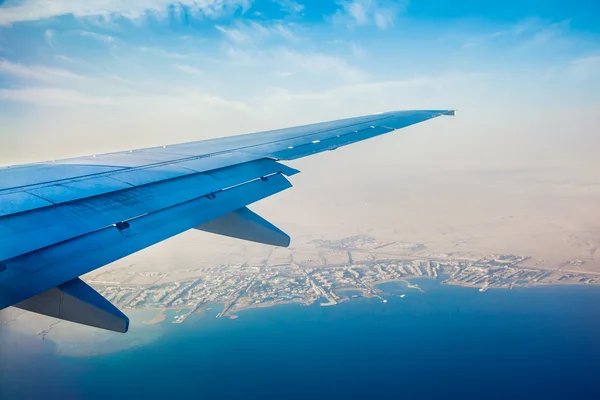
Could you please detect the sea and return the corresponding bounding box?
[2,279,600,399]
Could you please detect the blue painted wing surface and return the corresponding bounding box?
[0,109,454,331]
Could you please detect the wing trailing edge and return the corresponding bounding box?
[195,206,290,247]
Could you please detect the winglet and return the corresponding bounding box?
[195,207,290,247]
[14,278,129,333]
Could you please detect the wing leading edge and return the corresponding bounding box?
[0,109,454,332]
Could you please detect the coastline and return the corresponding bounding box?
[139,277,600,324]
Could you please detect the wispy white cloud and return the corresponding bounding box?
[324,39,365,57]
[216,25,250,43]
[254,76,451,106]
[0,0,252,25]
[44,29,55,49]
[274,48,364,80]
[165,51,191,59]
[73,30,117,44]
[271,0,304,14]
[140,46,191,59]
[460,18,573,50]
[0,87,115,106]
[214,20,364,80]
[216,20,295,44]
[0,86,251,113]
[331,0,405,30]
[175,64,203,74]
[179,35,209,44]
[223,74,460,128]
[220,44,364,80]
[569,55,600,80]
[55,55,77,63]
[350,42,366,57]
[516,22,582,59]
[0,59,138,99]
[0,59,86,82]
[0,67,446,112]
[526,19,571,47]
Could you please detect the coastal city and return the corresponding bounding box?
[87,236,600,324]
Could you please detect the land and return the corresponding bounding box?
[4,164,600,338]
[85,235,600,325]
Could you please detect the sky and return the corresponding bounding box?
[0,0,599,171]
[2,1,600,342]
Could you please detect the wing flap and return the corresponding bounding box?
[0,164,125,191]
[109,164,195,186]
[14,277,129,333]
[175,152,258,172]
[60,151,187,167]
[195,206,290,247]
[25,176,133,205]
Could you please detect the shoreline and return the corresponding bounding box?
[109,277,600,327]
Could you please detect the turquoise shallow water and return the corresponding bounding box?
[2,280,600,399]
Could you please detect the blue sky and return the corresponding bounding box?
[0,0,599,167]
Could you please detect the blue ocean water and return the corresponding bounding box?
[2,280,600,399]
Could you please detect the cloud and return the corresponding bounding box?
[55,55,76,63]
[175,64,203,74]
[216,25,250,42]
[274,48,364,80]
[271,0,304,14]
[0,86,251,114]
[0,59,86,82]
[140,46,191,59]
[165,51,191,59]
[216,20,294,44]
[460,18,573,51]
[214,21,364,80]
[0,87,116,106]
[331,0,405,30]
[0,0,252,25]
[73,30,117,44]
[349,42,365,57]
[569,55,600,80]
[44,29,55,49]
[254,76,448,106]
[220,44,364,80]
[526,19,571,47]
[0,60,134,97]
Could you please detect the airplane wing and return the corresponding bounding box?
[0,109,454,332]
